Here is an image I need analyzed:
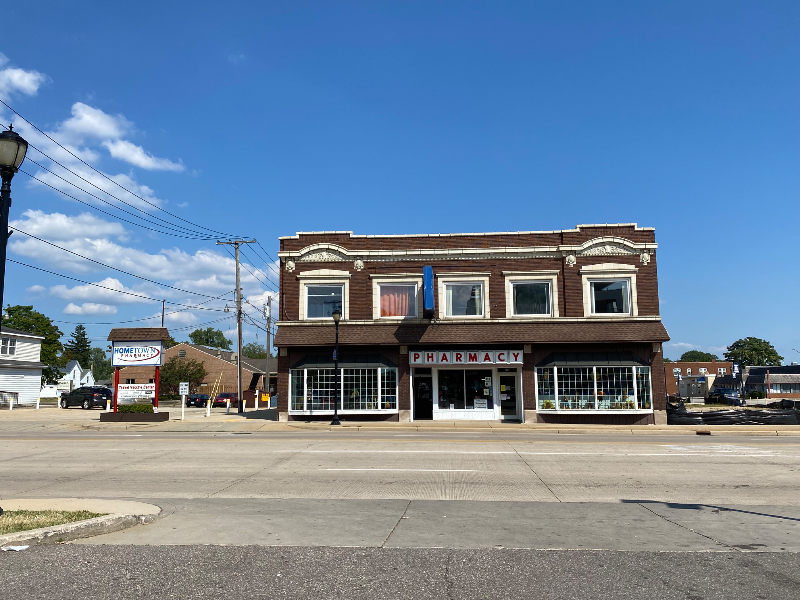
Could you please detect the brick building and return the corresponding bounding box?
[118,342,277,396]
[665,360,733,397]
[274,223,670,424]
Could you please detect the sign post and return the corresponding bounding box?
[179,382,189,421]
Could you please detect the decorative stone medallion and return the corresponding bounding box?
[565,254,577,268]
[353,259,364,271]
[285,259,295,272]
[640,252,651,265]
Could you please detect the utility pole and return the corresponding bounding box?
[161,300,165,327]
[217,239,256,414]
[264,296,272,401]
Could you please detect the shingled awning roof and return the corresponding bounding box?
[274,321,670,347]
[107,328,171,342]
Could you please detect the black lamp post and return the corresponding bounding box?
[331,307,341,426]
[0,125,29,318]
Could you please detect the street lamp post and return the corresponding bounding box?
[331,308,341,426]
[0,125,29,316]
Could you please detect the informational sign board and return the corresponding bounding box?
[179,382,189,396]
[474,399,488,409]
[112,341,163,367]
[117,383,156,399]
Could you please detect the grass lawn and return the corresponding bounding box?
[0,510,105,535]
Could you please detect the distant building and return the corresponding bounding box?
[0,326,45,405]
[744,365,800,399]
[666,360,733,397]
[58,360,96,392]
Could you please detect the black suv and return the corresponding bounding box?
[60,386,113,409]
[186,394,210,407]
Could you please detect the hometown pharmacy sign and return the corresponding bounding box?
[111,341,163,367]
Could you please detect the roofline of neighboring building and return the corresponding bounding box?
[279,223,655,240]
[124,342,277,375]
[0,327,45,340]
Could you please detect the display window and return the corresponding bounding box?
[536,366,652,412]
[290,367,398,413]
[436,369,493,410]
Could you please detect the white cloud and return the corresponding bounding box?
[50,277,152,305]
[63,302,118,315]
[102,140,185,172]
[26,284,45,293]
[0,53,48,100]
[707,346,728,354]
[58,102,131,140]
[11,209,126,242]
[665,342,698,350]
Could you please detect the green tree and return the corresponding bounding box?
[3,305,63,384]
[724,337,783,368]
[663,358,673,363]
[159,356,208,395]
[89,347,113,381]
[679,350,719,362]
[62,324,92,367]
[242,342,268,359]
[164,335,180,349]
[188,327,232,350]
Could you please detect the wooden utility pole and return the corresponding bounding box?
[216,239,256,414]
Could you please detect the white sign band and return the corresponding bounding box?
[409,350,523,365]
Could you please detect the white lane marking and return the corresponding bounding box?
[92,434,144,437]
[325,468,477,472]
[269,449,797,457]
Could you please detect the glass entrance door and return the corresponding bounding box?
[499,373,518,419]
[413,371,433,420]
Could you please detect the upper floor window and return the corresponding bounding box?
[306,285,343,319]
[126,378,135,384]
[673,368,681,377]
[512,282,551,316]
[699,368,708,374]
[445,283,483,317]
[379,284,417,318]
[686,368,692,376]
[590,279,630,315]
[0,337,16,355]
[718,368,727,376]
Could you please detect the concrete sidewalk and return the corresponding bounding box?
[1,407,800,435]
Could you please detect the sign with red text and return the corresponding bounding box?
[409,350,523,365]
[117,383,156,399]
[111,341,163,367]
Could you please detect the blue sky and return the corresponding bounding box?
[1,1,798,361]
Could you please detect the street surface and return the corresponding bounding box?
[1,410,799,598]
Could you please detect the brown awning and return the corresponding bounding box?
[107,327,171,342]
[274,321,670,347]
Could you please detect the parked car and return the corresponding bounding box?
[212,392,238,408]
[60,386,113,409]
[707,388,743,406]
[186,394,210,407]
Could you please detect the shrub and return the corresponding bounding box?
[749,391,766,399]
[118,404,154,413]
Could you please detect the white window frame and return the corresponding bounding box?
[686,368,692,376]
[718,368,727,376]
[699,368,708,375]
[371,274,423,320]
[289,366,399,415]
[296,269,351,321]
[534,365,653,414]
[0,337,16,356]
[503,272,559,318]
[436,273,490,320]
[581,263,638,318]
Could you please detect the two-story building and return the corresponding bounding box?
[0,326,45,405]
[274,224,670,424]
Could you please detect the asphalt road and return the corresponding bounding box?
[2,546,799,600]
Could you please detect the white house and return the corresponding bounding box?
[58,360,96,391]
[0,326,45,405]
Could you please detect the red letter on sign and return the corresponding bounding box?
[496,352,506,363]
[468,353,478,363]
[482,353,493,363]
[440,352,449,363]
[412,352,421,363]
[510,352,521,363]
[426,352,435,363]
[454,352,463,363]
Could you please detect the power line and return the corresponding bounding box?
[9,226,233,299]
[1,100,239,238]
[19,170,219,240]
[221,245,278,292]
[238,246,279,290]
[23,156,219,239]
[8,259,230,310]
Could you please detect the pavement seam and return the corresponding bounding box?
[380,499,412,548]
[207,441,317,497]
[494,429,562,502]
[636,503,740,552]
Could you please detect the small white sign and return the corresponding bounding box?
[112,341,163,367]
[179,382,189,396]
[474,399,488,409]
[117,383,156,399]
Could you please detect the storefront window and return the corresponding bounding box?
[438,370,465,409]
[306,285,343,319]
[381,368,397,409]
[344,368,379,410]
[306,368,337,410]
[513,282,550,316]
[380,285,416,318]
[537,368,555,410]
[290,369,304,410]
[558,367,595,410]
[290,367,398,412]
[636,367,652,409]
[445,283,483,317]
[437,369,492,409]
[465,370,493,409]
[596,367,635,409]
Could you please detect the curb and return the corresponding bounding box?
[0,512,159,547]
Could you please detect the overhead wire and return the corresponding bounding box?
[1,100,240,238]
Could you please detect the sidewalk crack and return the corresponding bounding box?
[380,499,411,548]
[636,502,738,551]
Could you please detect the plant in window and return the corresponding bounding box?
[542,399,554,409]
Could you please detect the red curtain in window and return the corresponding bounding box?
[380,286,412,317]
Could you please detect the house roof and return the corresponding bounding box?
[274,321,670,346]
[60,360,93,379]
[745,365,800,384]
[175,344,277,374]
[0,326,45,340]
[107,328,171,341]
